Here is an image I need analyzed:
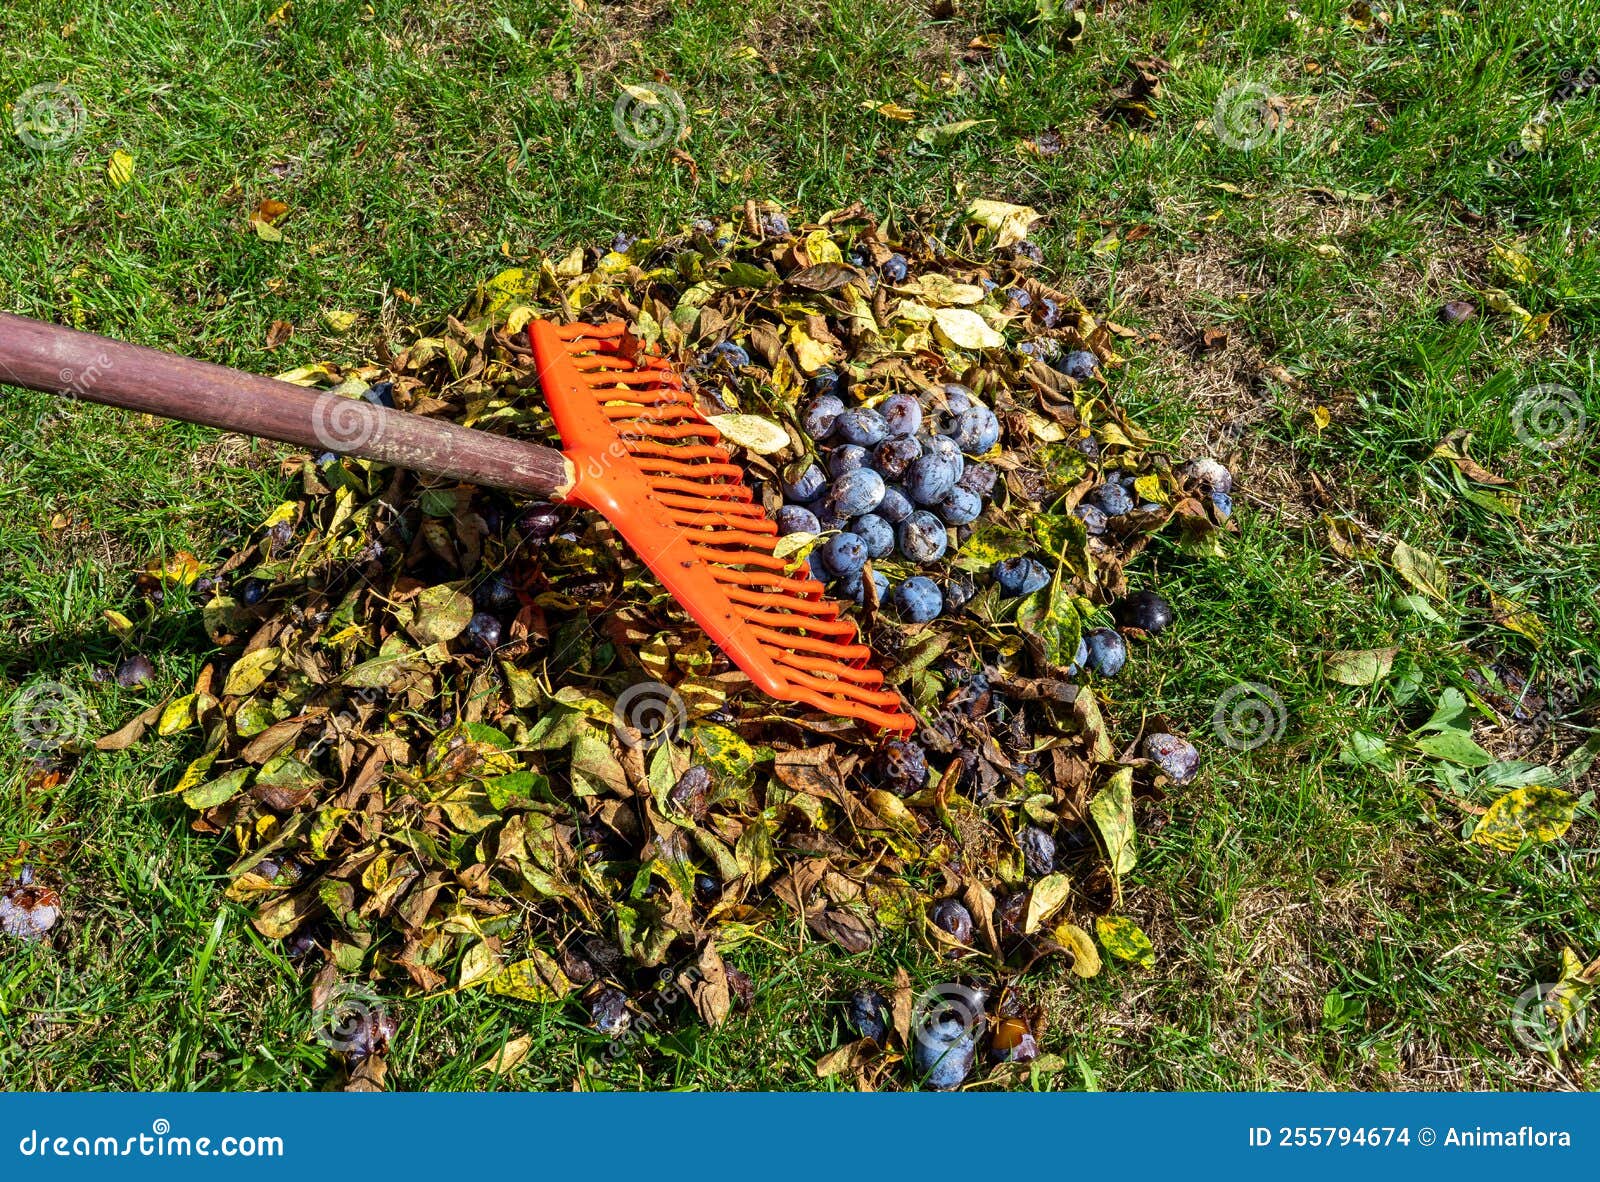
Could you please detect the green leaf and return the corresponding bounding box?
[1392,541,1449,602]
[487,949,574,1002]
[1480,761,1555,789]
[1414,728,1493,767]
[1339,730,1396,771]
[1471,785,1578,851]
[1024,872,1073,934]
[1417,688,1472,733]
[1095,915,1154,969]
[223,647,281,696]
[1034,581,1083,670]
[184,767,252,810]
[408,584,474,645]
[1088,768,1136,878]
[1324,647,1396,686]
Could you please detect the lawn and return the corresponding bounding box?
[1,0,1596,1091]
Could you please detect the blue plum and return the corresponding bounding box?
[879,392,922,437]
[876,485,913,524]
[827,467,886,517]
[834,408,889,447]
[708,341,750,367]
[839,567,889,606]
[881,254,909,282]
[993,557,1050,597]
[898,512,949,564]
[951,405,1000,453]
[956,463,996,498]
[1075,503,1107,535]
[893,576,944,622]
[782,462,827,502]
[820,532,869,577]
[938,487,983,526]
[828,444,871,478]
[1058,349,1098,381]
[851,513,895,559]
[775,504,820,535]
[873,436,922,480]
[1090,481,1134,517]
[1083,627,1127,676]
[802,394,845,440]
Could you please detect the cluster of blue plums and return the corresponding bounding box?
[779,374,1018,623]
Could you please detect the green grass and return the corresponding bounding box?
[2,0,1597,1090]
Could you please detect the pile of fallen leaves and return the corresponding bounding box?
[100,200,1238,1086]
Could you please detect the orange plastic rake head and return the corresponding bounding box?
[529,318,915,734]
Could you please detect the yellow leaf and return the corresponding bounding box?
[480,267,537,314]
[262,501,299,530]
[1053,921,1102,977]
[488,950,574,1002]
[323,309,359,333]
[706,413,791,455]
[1095,915,1155,969]
[103,609,135,638]
[223,647,282,696]
[1024,872,1073,934]
[787,323,837,374]
[1323,646,1396,686]
[1471,785,1577,851]
[147,550,203,586]
[1490,592,1545,645]
[1133,474,1167,505]
[157,693,199,737]
[477,1034,535,1074]
[930,306,1004,350]
[106,149,135,187]
[861,100,916,121]
[1391,540,1449,602]
[965,199,1041,247]
[802,229,842,265]
[1088,768,1137,878]
[1489,243,1540,286]
[1312,405,1332,431]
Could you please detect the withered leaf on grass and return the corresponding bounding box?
[1095,915,1155,969]
[1088,768,1136,880]
[489,949,574,1003]
[1391,541,1449,602]
[1323,647,1396,686]
[1471,785,1577,851]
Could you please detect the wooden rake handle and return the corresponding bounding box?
[0,312,575,499]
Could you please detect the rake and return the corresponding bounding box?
[0,312,914,734]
